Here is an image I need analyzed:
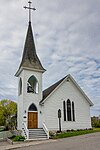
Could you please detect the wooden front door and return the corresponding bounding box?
[28,112,38,129]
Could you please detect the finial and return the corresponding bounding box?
[24,1,36,23]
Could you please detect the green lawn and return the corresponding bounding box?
[51,128,100,139]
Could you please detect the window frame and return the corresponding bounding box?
[67,99,72,121]
[63,101,66,121]
[72,101,75,121]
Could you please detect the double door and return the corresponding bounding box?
[28,112,38,129]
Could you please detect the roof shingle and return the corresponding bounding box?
[15,22,45,76]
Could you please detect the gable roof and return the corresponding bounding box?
[40,74,93,106]
[40,76,67,103]
[15,22,46,77]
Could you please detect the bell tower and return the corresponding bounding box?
[15,1,45,130]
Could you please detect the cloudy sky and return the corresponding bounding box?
[0,0,100,116]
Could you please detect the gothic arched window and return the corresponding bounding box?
[63,101,66,121]
[72,101,75,121]
[27,75,38,94]
[67,99,72,121]
[18,78,22,95]
[28,103,37,111]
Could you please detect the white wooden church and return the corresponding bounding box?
[15,2,93,140]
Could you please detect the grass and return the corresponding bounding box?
[51,128,100,139]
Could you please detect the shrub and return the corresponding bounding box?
[0,126,5,132]
[66,130,71,132]
[10,135,25,141]
[56,130,62,133]
[91,117,100,128]
[0,128,4,132]
[71,129,74,132]
[10,135,16,139]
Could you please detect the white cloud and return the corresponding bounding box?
[0,0,99,116]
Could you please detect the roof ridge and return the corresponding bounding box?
[40,74,93,106]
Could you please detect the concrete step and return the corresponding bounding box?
[29,136,48,139]
[28,128,48,139]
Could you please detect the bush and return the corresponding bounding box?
[56,130,62,133]
[91,117,100,128]
[66,130,71,132]
[71,129,75,132]
[10,135,25,141]
[0,126,5,132]
[0,128,4,132]
[10,135,16,139]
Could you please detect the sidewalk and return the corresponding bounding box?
[0,139,56,150]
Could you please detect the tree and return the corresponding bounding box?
[0,105,5,125]
[91,116,100,128]
[0,99,17,130]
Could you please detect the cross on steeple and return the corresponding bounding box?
[24,1,36,23]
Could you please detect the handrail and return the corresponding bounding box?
[43,122,49,139]
[23,122,29,139]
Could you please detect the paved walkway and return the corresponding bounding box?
[0,132,100,150]
[0,140,10,147]
[0,139,55,150]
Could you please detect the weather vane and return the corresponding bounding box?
[24,1,36,23]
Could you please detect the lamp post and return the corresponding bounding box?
[58,109,61,132]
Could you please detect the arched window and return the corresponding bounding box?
[18,78,22,95]
[67,99,72,121]
[72,102,75,121]
[63,101,66,121]
[27,75,38,94]
[28,103,37,111]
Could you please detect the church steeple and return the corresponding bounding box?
[15,2,45,76]
[16,1,45,132]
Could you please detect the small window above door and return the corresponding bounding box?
[28,103,37,111]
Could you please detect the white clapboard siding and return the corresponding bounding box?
[42,78,92,131]
[17,69,43,130]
